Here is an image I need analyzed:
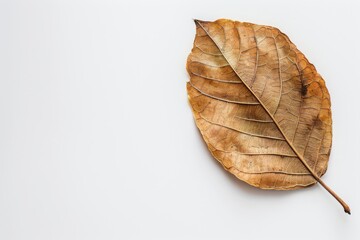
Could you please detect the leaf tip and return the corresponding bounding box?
[193,19,207,25]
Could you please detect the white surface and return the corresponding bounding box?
[0,0,359,239]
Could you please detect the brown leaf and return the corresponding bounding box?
[186,19,350,214]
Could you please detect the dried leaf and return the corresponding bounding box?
[186,19,350,214]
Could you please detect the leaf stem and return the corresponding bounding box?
[317,178,351,214]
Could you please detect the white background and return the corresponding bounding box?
[1,0,359,239]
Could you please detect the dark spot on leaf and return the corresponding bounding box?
[301,85,308,96]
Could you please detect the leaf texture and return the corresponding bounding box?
[186,19,350,213]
